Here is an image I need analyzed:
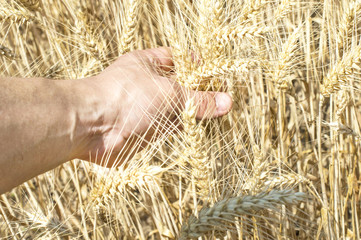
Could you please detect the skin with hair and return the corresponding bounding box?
[0,47,233,194]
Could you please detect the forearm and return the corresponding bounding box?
[0,77,96,194]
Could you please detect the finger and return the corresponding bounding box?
[143,47,174,71]
[186,90,233,119]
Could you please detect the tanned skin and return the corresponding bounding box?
[0,48,233,194]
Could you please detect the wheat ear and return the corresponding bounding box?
[180,189,307,239]
[336,0,361,56]
[181,59,259,91]
[273,26,301,91]
[0,5,35,25]
[119,0,142,54]
[74,9,105,64]
[90,165,166,210]
[181,99,211,198]
[274,0,292,22]
[321,44,361,98]
[197,0,225,61]
[216,26,270,44]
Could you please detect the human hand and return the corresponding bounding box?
[71,48,233,167]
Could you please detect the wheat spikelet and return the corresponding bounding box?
[335,89,350,122]
[197,0,212,60]
[197,59,259,77]
[0,1,44,30]
[210,0,226,62]
[16,0,40,11]
[239,0,267,23]
[119,0,142,54]
[179,189,307,239]
[0,45,16,60]
[167,15,212,198]
[245,172,309,193]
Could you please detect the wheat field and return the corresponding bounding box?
[0,0,360,239]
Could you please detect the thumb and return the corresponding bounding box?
[188,90,233,119]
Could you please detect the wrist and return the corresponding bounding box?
[63,76,125,162]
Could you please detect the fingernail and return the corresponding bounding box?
[215,93,232,114]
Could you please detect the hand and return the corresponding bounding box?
[71,48,233,168]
